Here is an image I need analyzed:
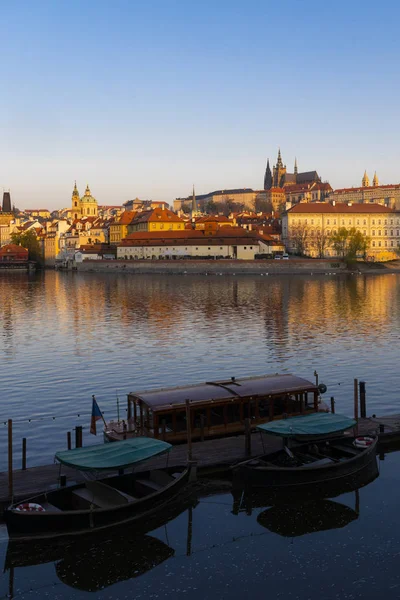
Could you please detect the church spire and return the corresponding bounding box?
[264,158,272,190]
[72,181,79,198]
[191,185,198,217]
[277,148,283,168]
[362,171,370,187]
[294,157,298,175]
[373,171,379,187]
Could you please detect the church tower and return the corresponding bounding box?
[373,171,379,187]
[191,185,199,218]
[264,159,272,190]
[362,171,370,187]
[294,157,298,176]
[71,181,80,220]
[272,149,286,187]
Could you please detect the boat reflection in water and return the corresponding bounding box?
[4,494,197,595]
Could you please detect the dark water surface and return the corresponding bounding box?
[1,270,400,468]
[1,270,400,599]
[0,451,399,599]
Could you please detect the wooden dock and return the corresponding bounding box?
[1,414,399,515]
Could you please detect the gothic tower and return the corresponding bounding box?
[2,191,12,213]
[272,149,287,187]
[191,185,199,218]
[373,171,379,187]
[294,157,298,176]
[362,171,370,187]
[264,159,272,190]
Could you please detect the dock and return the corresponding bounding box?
[1,414,399,515]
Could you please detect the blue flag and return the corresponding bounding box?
[90,396,103,435]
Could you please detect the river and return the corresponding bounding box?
[1,270,400,469]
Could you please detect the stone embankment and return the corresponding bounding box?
[75,258,349,275]
[73,258,400,275]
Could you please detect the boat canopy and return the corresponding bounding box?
[256,413,356,438]
[55,438,172,471]
[129,374,317,412]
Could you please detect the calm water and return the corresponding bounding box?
[1,270,400,468]
[1,270,400,599]
[0,452,399,600]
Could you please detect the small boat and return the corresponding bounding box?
[232,412,378,490]
[4,437,195,540]
[105,373,326,443]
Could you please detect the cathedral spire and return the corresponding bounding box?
[362,171,370,187]
[264,158,272,190]
[294,157,298,175]
[72,181,80,198]
[373,171,379,187]
[277,148,283,168]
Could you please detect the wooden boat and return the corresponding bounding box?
[105,373,325,442]
[232,412,378,490]
[4,437,195,540]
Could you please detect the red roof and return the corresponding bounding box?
[287,202,394,214]
[332,184,400,193]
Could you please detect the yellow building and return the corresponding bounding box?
[24,209,51,219]
[109,211,137,244]
[128,207,185,233]
[282,202,400,260]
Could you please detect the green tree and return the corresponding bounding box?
[205,199,218,214]
[331,227,370,260]
[289,223,310,256]
[11,230,42,263]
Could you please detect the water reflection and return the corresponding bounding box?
[2,271,400,468]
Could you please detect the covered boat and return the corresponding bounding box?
[105,373,323,442]
[232,412,378,489]
[4,437,195,540]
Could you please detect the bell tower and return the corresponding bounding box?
[71,181,80,220]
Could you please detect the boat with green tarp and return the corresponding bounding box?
[4,438,195,540]
[232,412,378,489]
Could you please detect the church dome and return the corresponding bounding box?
[81,184,97,203]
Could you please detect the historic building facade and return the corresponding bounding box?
[70,183,98,220]
[282,202,399,260]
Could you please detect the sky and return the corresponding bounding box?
[1,0,400,210]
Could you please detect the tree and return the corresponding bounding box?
[331,227,370,260]
[11,230,42,263]
[312,228,331,258]
[205,199,218,214]
[254,198,273,214]
[289,223,310,256]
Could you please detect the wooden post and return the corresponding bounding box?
[186,400,192,461]
[314,370,319,387]
[353,379,359,421]
[359,381,366,419]
[330,397,335,414]
[75,425,83,448]
[8,419,13,502]
[186,505,193,556]
[245,418,251,457]
[123,421,127,440]
[162,419,166,441]
[67,431,72,450]
[127,396,132,421]
[200,414,205,442]
[22,437,27,471]
[379,423,385,434]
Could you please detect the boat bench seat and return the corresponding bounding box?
[41,501,62,512]
[72,481,136,509]
[149,470,175,486]
[332,444,360,456]
[135,478,163,494]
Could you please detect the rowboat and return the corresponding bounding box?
[105,373,326,442]
[232,412,378,490]
[4,437,195,540]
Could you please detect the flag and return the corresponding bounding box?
[90,396,102,435]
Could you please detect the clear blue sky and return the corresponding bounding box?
[1,0,400,209]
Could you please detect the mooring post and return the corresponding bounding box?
[75,425,83,448]
[330,397,335,414]
[123,420,127,440]
[22,437,27,471]
[200,414,205,442]
[186,399,192,461]
[67,431,72,450]
[162,419,166,441]
[379,423,385,434]
[359,381,366,419]
[8,419,13,502]
[353,379,359,422]
[245,418,251,457]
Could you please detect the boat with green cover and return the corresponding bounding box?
[4,438,194,540]
[232,412,378,490]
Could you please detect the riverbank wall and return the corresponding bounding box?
[75,258,350,275]
[73,258,400,275]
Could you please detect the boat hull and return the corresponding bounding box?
[4,464,194,541]
[232,437,378,491]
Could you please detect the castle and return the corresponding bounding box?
[264,149,321,189]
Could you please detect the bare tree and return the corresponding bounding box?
[312,228,331,258]
[289,223,310,256]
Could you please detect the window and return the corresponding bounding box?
[327,219,330,225]
[357,220,360,225]
[363,219,367,225]
[349,220,352,224]
[244,246,247,249]
[397,230,400,236]
[385,219,387,225]
[311,219,314,225]
[391,241,394,247]
[391,220,394,225]
[378,220,381,225]
[378,231,381,236]
[372,220,375,225]
[333,219,337,225]
[385,241,387,247]
[372,241,376,247]
[363,230,367,235]
[378,241,381,247]
[385,230,387,236]
[372,230,375,236]
[391,230,394,236]
[342,220,345,225]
